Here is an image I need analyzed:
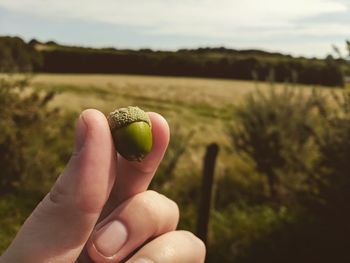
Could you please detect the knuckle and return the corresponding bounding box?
[132,191,162,220]
[163,196,180,226]
[48,176,70,208]
[157,193,179,213]
[179,231,206,253]
[131,191,179,228]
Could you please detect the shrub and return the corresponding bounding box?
[227,87,350,262]
[310,92,350,219]
[207,203,296,263]
[229,87,324,203]
[0,76,75,194]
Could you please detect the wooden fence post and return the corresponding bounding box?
[197,143,219,245]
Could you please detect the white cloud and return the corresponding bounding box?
[0,0,349,57]
[0,0,347,35]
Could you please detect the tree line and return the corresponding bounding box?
[0,36,347,87]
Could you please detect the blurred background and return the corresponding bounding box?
[1,0,350,262]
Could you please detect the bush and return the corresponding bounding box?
[310,92,350,221]
[229,87,324,203]
[207,203,296,263]
[0,76,75,194]
[227,87,350,262]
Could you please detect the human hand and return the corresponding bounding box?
[1,109,205,263]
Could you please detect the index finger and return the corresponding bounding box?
[104,112,170,214]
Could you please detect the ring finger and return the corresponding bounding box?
[126,230,206,263]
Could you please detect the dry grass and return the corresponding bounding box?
[32,73,333,107]
[28,74,341,175]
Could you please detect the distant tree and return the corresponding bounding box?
[45,40,58,45]
[0,36,42,72]
[332,44,343,59]
[28,39,41,46]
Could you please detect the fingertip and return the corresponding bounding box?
[80,109,114,151]
[148,112,169,130]
[81,109,109,131]
[73,108,110,159]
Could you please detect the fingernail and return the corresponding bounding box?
[73,113,87,153]
[133,258,154,263]
[93,220,128,257]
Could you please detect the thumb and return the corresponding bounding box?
[1,109,116,263]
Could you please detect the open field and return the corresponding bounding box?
[28,73,341,175]
[31,73,336,110]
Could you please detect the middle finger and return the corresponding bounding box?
[86,190,179,263]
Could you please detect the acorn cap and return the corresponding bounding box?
[108,106,151,129]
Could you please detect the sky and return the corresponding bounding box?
[0,0,349,58]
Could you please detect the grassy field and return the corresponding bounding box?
[1,73,348,260]
[29,73,340,177]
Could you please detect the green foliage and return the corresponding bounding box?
[310,92,350,217]
[207,203,295,263]
[0,77,75,194]
[230,87,323,202]
[0,37,42,72]
[227,87,350,262]
[214,164,268,209]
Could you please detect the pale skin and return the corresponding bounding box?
[1,109,206,263]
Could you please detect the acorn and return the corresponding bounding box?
[107,106,152,162]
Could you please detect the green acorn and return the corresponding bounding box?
[107,106,152,162]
